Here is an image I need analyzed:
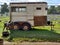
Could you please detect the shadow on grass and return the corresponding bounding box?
[8,28,60,42]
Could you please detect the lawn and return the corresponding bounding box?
[0,16,60,42]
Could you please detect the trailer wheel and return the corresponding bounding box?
[13,24,19,30]
[8,23,19,30]
[22,23,31,31]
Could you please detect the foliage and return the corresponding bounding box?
[48,6,60,14]
[56,6,60,14]
[1,3,9,14]
[48,6,57,14]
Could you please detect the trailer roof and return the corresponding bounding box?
[10,2,47,4]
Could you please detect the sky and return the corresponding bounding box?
[0,0,60,5]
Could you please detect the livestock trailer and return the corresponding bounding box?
[8,2,48,30]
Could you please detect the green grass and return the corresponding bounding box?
[9,29,60,42]
[0,16,60,42]
[0,16,10,38]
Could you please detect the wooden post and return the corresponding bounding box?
[51,22,54,31]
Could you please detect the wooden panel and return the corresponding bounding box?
[27,16,34,19]
[34,16,47,26]
[28,20,34,26]
[12,17,27,22]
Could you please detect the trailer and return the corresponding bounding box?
[7,2,48,30]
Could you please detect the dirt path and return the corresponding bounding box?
[4,41,60,45]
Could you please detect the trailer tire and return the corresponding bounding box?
[13,23,19,30]
[8,22,19,30]
[22,23,31,31]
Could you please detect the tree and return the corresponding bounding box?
[1,3,9,15]
[56,6,60,14]
[48,6,57,14]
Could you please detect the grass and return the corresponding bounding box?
[0,16,60,42]
[9,29,60,42]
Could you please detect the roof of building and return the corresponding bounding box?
[10,2,47,4]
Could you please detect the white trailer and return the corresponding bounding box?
[7,2,48,30]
